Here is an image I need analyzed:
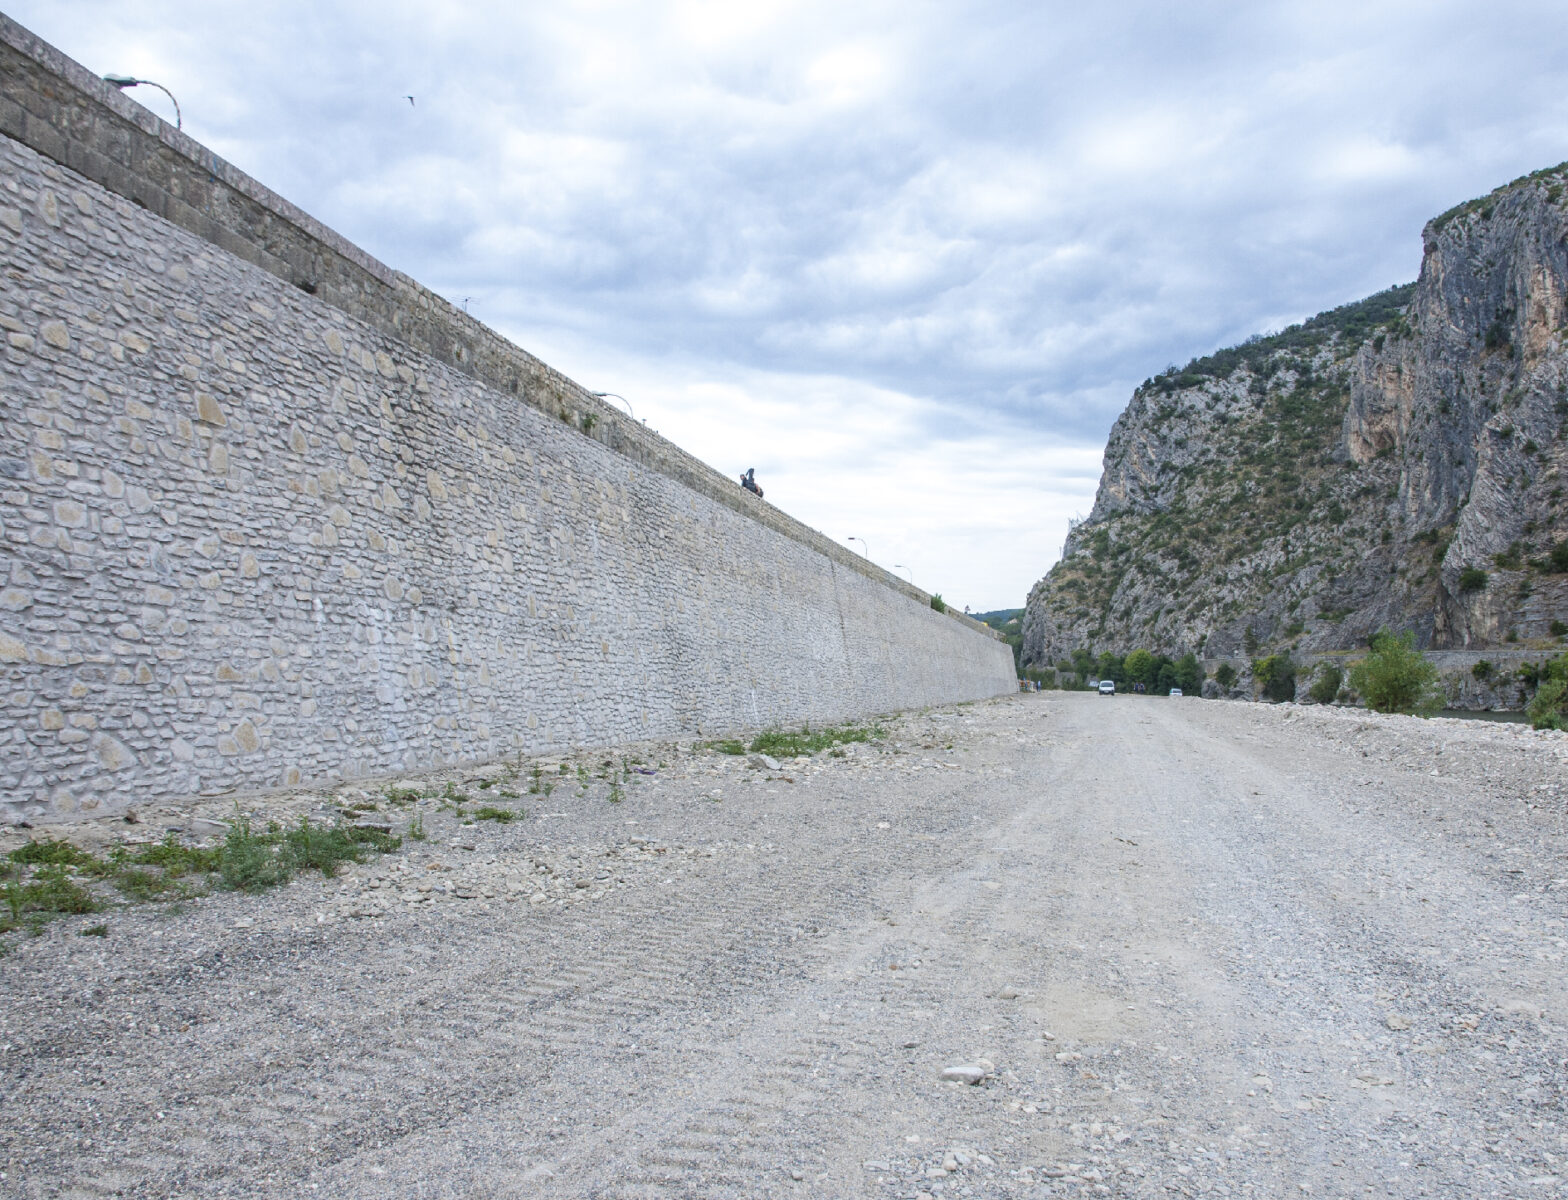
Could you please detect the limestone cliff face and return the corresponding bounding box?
[1022,164,1568,670]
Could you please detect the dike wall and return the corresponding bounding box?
[0,17,1015,822]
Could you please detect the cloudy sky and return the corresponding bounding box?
[13,1,1568,609]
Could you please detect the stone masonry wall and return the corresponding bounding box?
[0,41,1014,823]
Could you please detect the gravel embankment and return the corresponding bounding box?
[2,693,1566,1198]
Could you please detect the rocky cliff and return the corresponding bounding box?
[1021,163,1568,670]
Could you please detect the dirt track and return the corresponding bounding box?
[3,693,1567,1198]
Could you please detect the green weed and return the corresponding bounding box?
[8,839,99,868]
[80,923,108,937]
[749,722,885,759]
[407,813,427,841]
[472,805,519,823]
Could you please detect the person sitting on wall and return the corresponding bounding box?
[740,468,763,498]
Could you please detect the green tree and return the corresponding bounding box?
[1347,628,1441,715]
[1214,663,1238,689]
[1096,651,1124,684]
[1307,663,1342,705]
[1123,649,1156,686]
[1251,653,1297,703]
[1173,653,1204,693]
[1527,652,1568,730]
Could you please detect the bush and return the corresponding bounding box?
[1527,654,1568,729]
[1308,663,1342,705]
[1348,628,1441,715]
[1251,653,1297,703]
[1472,659,1493,681]
[1550,542,1568,572]
[1173,653,1204,693]
[1214,663,1238,689]
[1458,567,1489,593]
[930,594,947,613]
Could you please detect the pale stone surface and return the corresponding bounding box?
[0,119,1013,825]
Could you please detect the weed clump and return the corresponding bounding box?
[472,805,519,823]
[749,722,885,758]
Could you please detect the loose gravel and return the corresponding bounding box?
[2,693,1566,1198]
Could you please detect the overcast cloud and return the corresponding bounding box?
[12,0,1568,608]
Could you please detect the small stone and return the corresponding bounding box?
[1385,1014,1411,1031]
[747,753,780,770]
[195,392,226,425]
[39,320,70,350]
[939,1064,987,1085]
[998,985,1020,1000]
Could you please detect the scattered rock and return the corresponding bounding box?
[747,753,780,771]
[939,1063,988,1085]
[1385,1014,1411,1031]
[998,985,1020,999]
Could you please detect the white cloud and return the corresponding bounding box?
[12,0,1568,607]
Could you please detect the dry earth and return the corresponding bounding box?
[3,693,1568,1199]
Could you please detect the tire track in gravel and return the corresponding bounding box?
[8,694,1567,1200]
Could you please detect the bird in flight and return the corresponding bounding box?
[404,95,415,106]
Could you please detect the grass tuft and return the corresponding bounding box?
[748,722,885,759]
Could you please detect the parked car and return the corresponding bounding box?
[1169,687,1182,697]
[1098,679,1116,695]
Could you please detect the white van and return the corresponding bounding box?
[1098,679,1115,695]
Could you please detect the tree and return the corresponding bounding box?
[1307,663,1342,705]
[1173,653,1204,693]
[1123,649,1156,686]
[1347,628,1441,715]
[1527,652,1568,730]
[1251,653,1297,703]
[1214,663,1238,689]
[1096,651,1124,683]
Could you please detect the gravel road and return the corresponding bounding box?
[4,693,1567,1198]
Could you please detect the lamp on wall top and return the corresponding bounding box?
[103,74,182,130]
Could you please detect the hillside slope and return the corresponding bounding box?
[1022,164,1568,669]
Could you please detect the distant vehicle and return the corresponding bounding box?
[1169,687,1183,697]
[1098,679,1115,695]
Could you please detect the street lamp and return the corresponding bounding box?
[103,75,182,130]
[592,392,634,420]
[847,536,868,559]
[893,563,913,582]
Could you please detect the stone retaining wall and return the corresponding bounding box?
[0,20,1015,822]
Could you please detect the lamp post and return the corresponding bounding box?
[592,392,634,420]
[103,75,182,130]
[847,536,868,559]
[893,563,912,582]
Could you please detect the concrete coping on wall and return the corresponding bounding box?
[0,13,1002,644]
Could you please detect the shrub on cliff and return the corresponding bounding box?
[930,594,947,613]
[1348,629,1441,715]
[1214,663,1238,689]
